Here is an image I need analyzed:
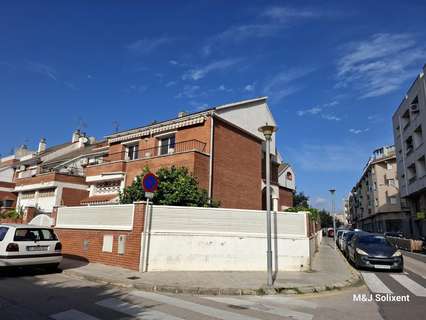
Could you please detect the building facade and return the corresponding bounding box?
[13,131,106,214]
[392,65,426,237]
[83,97,286,210]
[348,146,410,233]
[277,163,295,210]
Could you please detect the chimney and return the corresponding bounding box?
[38,138,46,153]
[72,130,81,143]
[178,111,188,118]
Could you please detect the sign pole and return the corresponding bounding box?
[141,197,150,272]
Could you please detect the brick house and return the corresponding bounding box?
[83,97,287,210]
[13,131,107,214]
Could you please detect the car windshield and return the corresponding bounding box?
[0,227,8,241]
[358,236,390,246]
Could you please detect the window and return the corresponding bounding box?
[387,178,395,186]
[14,228,57,241]
[126,144,139,160]
[387,163,393,170]
[20,191,35,199]
[388,196,397,205]
[159,134,176,155]
[38,188,56,198]
[286,172,293,181]
[0,227,9,241]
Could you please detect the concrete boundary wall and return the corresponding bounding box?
[143,205,312,271]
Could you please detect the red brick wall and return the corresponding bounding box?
[279,187,294,209]
[53,203,145,271]
[212,118,262,209]
[61,188,89,206]
[15,172,86,186]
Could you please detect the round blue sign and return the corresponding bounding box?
[142,173,159,192]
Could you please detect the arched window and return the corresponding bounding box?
[286,172,293,181]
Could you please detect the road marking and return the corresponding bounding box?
[249,295,317,309]
[361,272,393,294]
[404,256,426,278]
[50,309,100,320]
[390,274,426,297]
[204,296,313,320]
[130,291,263,320]
[96,298,184,320]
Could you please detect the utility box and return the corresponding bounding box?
[118,235,126,255]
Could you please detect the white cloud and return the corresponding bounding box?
[165,81,177,87]
[336,33,425,98]
[297,100,340,118]
[27,61,57,81]
[262,6,324,22]
[297,107,322,116]
[321,114,341,121]
[182,58,241,81]
[128,85,148,93]
[244,83,255,92]
[169,60,178,65]
[310,197,328,209]
[175,85,202,99]
[263,67,315,101]
[126,37,172,55]
[349,128,369,134]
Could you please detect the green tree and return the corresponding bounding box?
[319,209,334,228]
[119,166,219,207]
[293,191,309,208]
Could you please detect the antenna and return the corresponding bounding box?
[77,116,88,132]
[112,120,120,133]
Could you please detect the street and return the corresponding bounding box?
[0,242,425,320]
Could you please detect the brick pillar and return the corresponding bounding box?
[22,206,37,224]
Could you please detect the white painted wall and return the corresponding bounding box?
[215,100,277,155]
[0,167,15,182]
[56,204,134,230]
[278,166,296,190]
[143,205,312,271]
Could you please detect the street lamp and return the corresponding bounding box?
[329,189,336,249]
[258,123,277,287]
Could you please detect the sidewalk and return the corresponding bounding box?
[61,238,361,295]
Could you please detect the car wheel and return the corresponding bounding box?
[45,263,60,272]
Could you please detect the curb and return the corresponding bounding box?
[62,267,362,296]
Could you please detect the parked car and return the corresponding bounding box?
[327,228,334,238]
[341,231,356,257]
[0,224,62,270]
[347,233,403,272]
[384,231,404,238]
[337,230,349,250]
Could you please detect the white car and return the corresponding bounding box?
[0,224,62,269]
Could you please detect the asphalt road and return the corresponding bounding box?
[354,250,426,320]
[0,266,382,320]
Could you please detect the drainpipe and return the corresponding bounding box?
[208,114,214,199]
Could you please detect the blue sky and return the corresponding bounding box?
[1,1,425,211]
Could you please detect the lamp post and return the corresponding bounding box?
[258,123,277,287]
[329,189,336,249]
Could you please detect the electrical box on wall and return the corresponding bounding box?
[118,235,126,255]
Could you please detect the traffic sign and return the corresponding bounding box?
[142,173,159,193]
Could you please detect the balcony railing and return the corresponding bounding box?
[101,139,207,163]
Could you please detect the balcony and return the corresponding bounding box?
[85,139,208,175]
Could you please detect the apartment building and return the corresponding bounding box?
[392,65,426,237]
[83,97,290,210]
[13,131,107,213]
[348,146,410,233]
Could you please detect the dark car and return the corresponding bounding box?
[347,234,403,271]
[384,231,404,238]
